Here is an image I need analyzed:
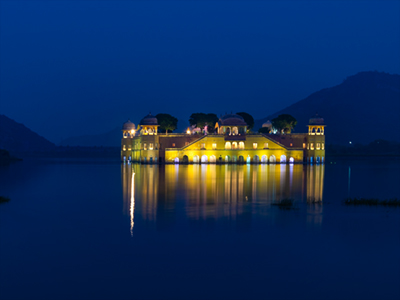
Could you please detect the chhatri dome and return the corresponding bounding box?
[217,113,247,126]
[262,120,272,128]
[122,119,136,130]
[139,113,158,126]
[309,113,325,125]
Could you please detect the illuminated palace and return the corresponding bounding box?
[121,113,326,164]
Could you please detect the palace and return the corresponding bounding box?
[121,113,325,164]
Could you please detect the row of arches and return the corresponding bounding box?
[174,155,296,164]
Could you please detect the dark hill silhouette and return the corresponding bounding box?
[254,71,400,145]
[0,115,55,153]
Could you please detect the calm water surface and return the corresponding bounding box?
[0,158,399,300]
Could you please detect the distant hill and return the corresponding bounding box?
[60,127,122,147]
[0,115,55,153]
[254,71,400,145]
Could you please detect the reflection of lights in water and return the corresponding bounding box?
[130,171,135,237]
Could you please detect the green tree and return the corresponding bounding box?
[189,113,219,133]
[271,114,297,134]
[189,113,207,129]
[258,127,270,134]
[236,112,255,131]
[156,113,178,134]
[205,113,219,133]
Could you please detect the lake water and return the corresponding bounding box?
[1,158,399,300]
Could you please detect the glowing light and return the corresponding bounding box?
[186,129,191,134]
[130,171,135,237]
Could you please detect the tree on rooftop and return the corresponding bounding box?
[189,113,218,133]
[236,112,255,131]
[156,113,178,135]
[258,127,271,134]
[271,114,297,134]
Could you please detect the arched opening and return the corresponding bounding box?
[232,156,237,163]
[316,156,320,164]
[289,157,294,163]
[261,155,268,163]
[238,156,244,163]
[253,155,260,163]
[201,155,208,163]
[225,155,231,163]
[239,142,245,150]
[246,156,251,164]
[149,157,153,164]
[280,155,286,163]
[218,156,223,163]
[269,155,276,163]
[128,156,132,162]
[182,155,189,164]
[225,142,231,150]
[174,157,179,164]
[144,157,147,163]
[193,155,199,164]
[232,127,238,135]
[321,156,324,163]
[239,127,245,134]
[226,127,231,135]
[310,157,313,164]
[123,156,126,162]
[232,142,238,149]
[210,155,216,163]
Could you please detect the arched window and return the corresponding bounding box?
[210,155,216,163]
[239,142,245,150]
[280,155,286,163]
[232,142,238,149]
[225,142,231,150]
[232,127,238,135]
[193,155,199,163]
[261,155,268,163]
[269,155,276,163]
[225,155,230,162]
[174,157,179,163]
[289,157,294,163]
[201,155,208,163]
[254,155,260,163]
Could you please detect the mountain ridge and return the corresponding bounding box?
[0,115,55,153]
[254,71,400,144]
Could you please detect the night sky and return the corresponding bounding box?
[1,1,399,143]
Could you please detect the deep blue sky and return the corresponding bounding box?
[1,1,399,143]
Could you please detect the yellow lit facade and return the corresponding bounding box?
[121,113,326,164]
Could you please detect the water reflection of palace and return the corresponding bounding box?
[122,164,325,232]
